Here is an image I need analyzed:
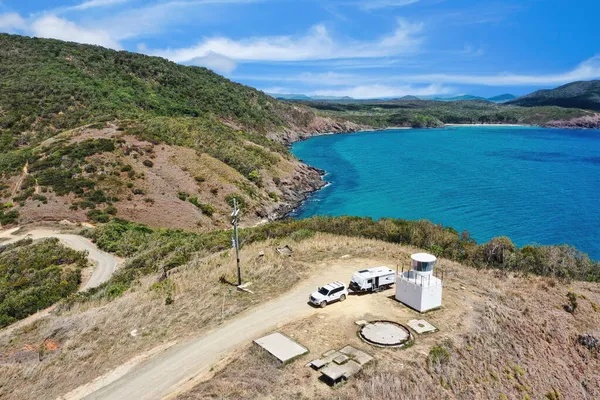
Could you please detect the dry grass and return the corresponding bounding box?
[2,232,598,399]
[1,126,320,231]
[0,234,416,399]
[180,245,600,400]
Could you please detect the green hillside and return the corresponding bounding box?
[508,80,600,111]
[0,33,308,153]
[0,34,357,229]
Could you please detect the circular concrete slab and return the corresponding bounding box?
[359,321,411,347]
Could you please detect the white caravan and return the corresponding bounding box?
[349,267,395,293]
[309,281,348,307]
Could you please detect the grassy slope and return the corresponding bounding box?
[183,259,600,400]
[0,34,356,228]
[0,223,598,399]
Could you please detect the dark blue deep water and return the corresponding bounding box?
[291,126,600,259]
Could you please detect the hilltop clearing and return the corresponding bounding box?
[0,217,598,399]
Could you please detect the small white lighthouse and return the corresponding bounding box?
[395,253,442,312]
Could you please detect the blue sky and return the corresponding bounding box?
[1,0,599,98]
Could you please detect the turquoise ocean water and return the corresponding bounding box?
[291,126,600,260]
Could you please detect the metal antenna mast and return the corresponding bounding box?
[231,198,241,286]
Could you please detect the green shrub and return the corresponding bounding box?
[142,159,154,168]
[178,192,189,201]
[268,192,279,202]
[0,210,18,225]
[105,282,129,299]
[566,291,578,313]
[225,194,246,210]
[194,176,206,183]
[79,200,96,209]
[0,238,85,328]
[198,203,216,217]
[248,170,260,183]
[428,343,451,366]
[290,229,315,241]
[32,194,48,204]
[105,205,118,215]
[188,196,200,208]
[87,210,110,223]
[120,165,133,172]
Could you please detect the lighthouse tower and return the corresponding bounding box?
[395,253,442,312]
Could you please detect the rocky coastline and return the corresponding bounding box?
[543,114,600,129]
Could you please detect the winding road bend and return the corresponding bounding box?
[0,227,120,290]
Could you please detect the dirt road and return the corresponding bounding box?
[0,227,120,290]
[76,263,365,400]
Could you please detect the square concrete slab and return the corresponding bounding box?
[254,332,308,363]
[407,319,437,334]
[309,359,327,369]
[333,354,349,365]
[322,349,337,357]
[339,346,374,366]
[342,360,362,378]
[321,364,346,381]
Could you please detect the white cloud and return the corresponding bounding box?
[356,0,420,11]
[0,13,26,32]
[240,56,600,88]
[310,83,452,99]
[67,0,131,12]
[403,55,600,86]
[187,51,237,74]
[85,0,260,41]
[31,15,121,49]
[149,18,423,64]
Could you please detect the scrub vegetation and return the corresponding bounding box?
[300,99,594,127]
[77,216,598,306]
[0,238,87,328]
[0,34,351,228]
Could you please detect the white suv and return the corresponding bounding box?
[309,281,348,308]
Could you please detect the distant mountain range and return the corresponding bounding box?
[508,80,600,111]
[270,92,517,103]
[273,81,600,111]
[269,93,353,101]
[432,94,516,103]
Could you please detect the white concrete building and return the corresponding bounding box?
[395,253,442,312]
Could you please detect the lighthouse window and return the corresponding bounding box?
[415,261,433,271]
